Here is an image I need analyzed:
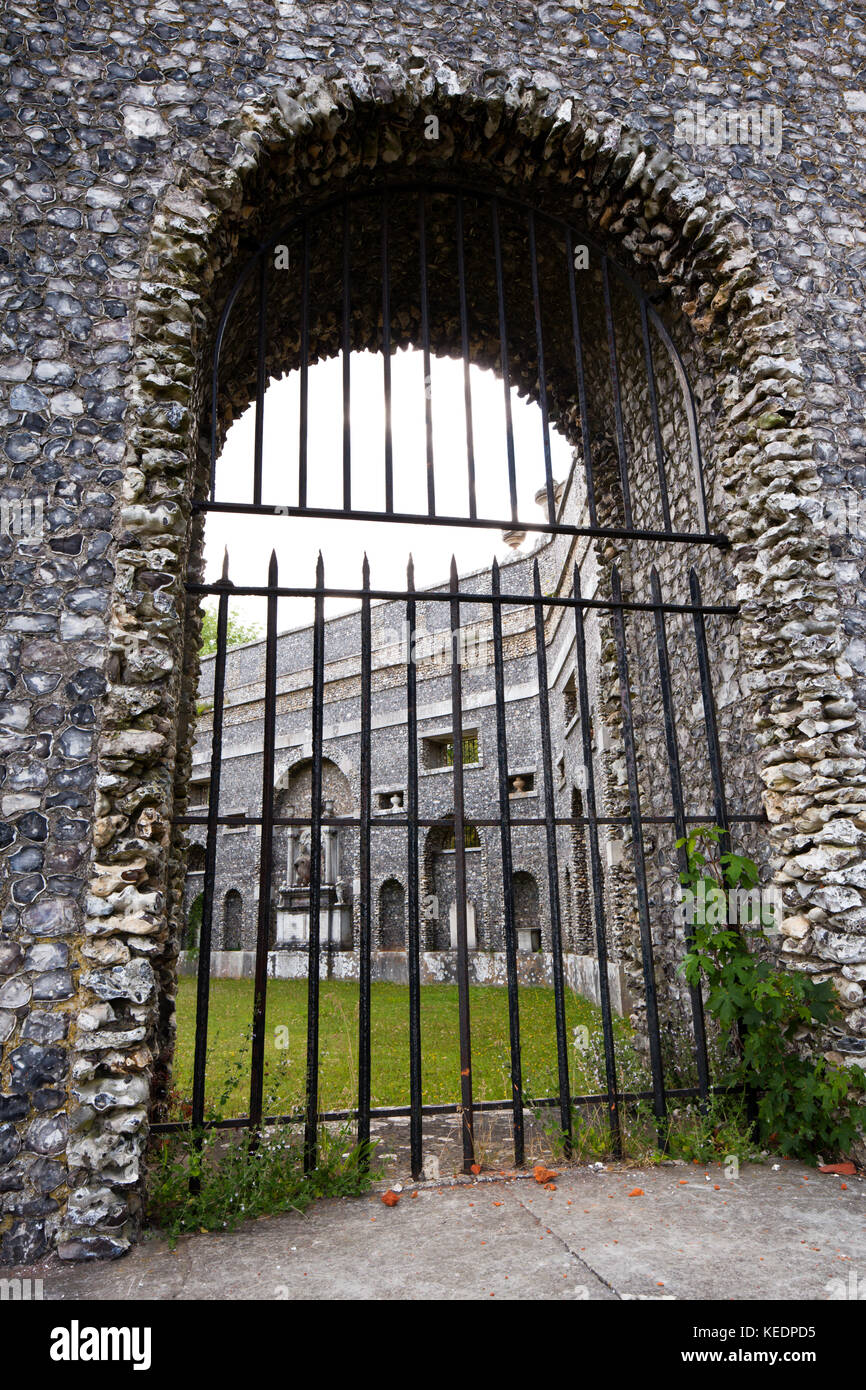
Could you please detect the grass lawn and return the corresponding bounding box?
[171,976,638,1120]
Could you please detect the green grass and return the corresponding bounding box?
[171,976,639,1119]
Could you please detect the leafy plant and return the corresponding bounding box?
[146,1043,377,1245]
[199,602,263,656]
[678,825,866,1163]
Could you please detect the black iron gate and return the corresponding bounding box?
[165,182,765,1175]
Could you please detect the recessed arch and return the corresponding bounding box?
[76,70,865,1252]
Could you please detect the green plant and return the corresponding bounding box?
[146,1045,378,1245]
[199,602,263,657]
[678,825,866,1163]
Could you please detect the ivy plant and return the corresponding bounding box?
[678,825,865,1164]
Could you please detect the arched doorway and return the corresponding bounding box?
[379,879,406,950]
[122,95,834,1206]
[222,890,243,951]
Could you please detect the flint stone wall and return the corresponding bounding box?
[0,0,865,1261]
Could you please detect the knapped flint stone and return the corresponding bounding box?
[0,1123,22,1167]
[22,941,68,971]
[0,974,31,1008]
[3,1195,59,1217]
[57,1233,129,1261]
[8,845,44,873]
[33,1088,66,1112]
[10,1043,67,1091]
[0,1009,15,1042]
[30,1157,66,1192]
[32,969,74,1000]
[26,1113,67,1155]
[17,810,47,840]
[12,873,47,904]
[22,1010,69,1044]
[1,1219,49,1264]
[21,896,79,935]
[0,939,23,973]
[0,1094,29,1123]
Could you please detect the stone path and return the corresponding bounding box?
[9,1159,865,1301]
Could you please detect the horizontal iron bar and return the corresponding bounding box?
[190,499,729,549]
[185,579,738,618]
[174,812,767,829]
[149,1084,744,1134]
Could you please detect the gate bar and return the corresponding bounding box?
[573,564,622,1156]
[449,555,475,1171]
[651,566,710,1103]
[190,552,233,1135]
[565,227,598,530]
[342,198,351,511]
[528,209,556,525]
[418,192,436,518]
[610,563,668,1143]
[405,557,423,1179]
[455,195,477,521]
[532,559,573,1151]
[381,191,394,515]
[491,558,525,1166]
[298,218,310,509]
[191,500,730,548]
[253,256,267,509]
[303,552,326,1171]
[491,199,518,525]
[249,550,278,1128]
[357,555,373,1158]
[184,576,738,616]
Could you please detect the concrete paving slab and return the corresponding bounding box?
[8,1160,865,1301]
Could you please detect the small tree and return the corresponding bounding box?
[199,602,263,656]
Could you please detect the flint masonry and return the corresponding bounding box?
[0,0,865,1263]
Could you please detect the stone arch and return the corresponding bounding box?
[79,69,866,1255]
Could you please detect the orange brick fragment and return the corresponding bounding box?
[381,1190,401,1207]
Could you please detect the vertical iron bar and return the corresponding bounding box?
[572,564,621,1156]
[252,254,267,509]
[381,192,394,515]
[528,210,556,525]
[641,299,672,533]
[456,195,477,520]
[601,256,634,529]
[304,552,326,1171]
[532,560,572,1149]
[650,567,709,1103]
[342,199,351,511]
[249,550,278,1128]
[491,558,525,1166]
[565,229,598,528]
[190,551,233,1139]
[491,199,518,524]
[418,191,435,517]
[358,555,372,1158]
[298,218,310,510]
[449,555,474,1171]
[689,569,731,848]
[406,557,423,1179]
[610,564,667,1141]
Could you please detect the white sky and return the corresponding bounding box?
[205,348,573,631]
